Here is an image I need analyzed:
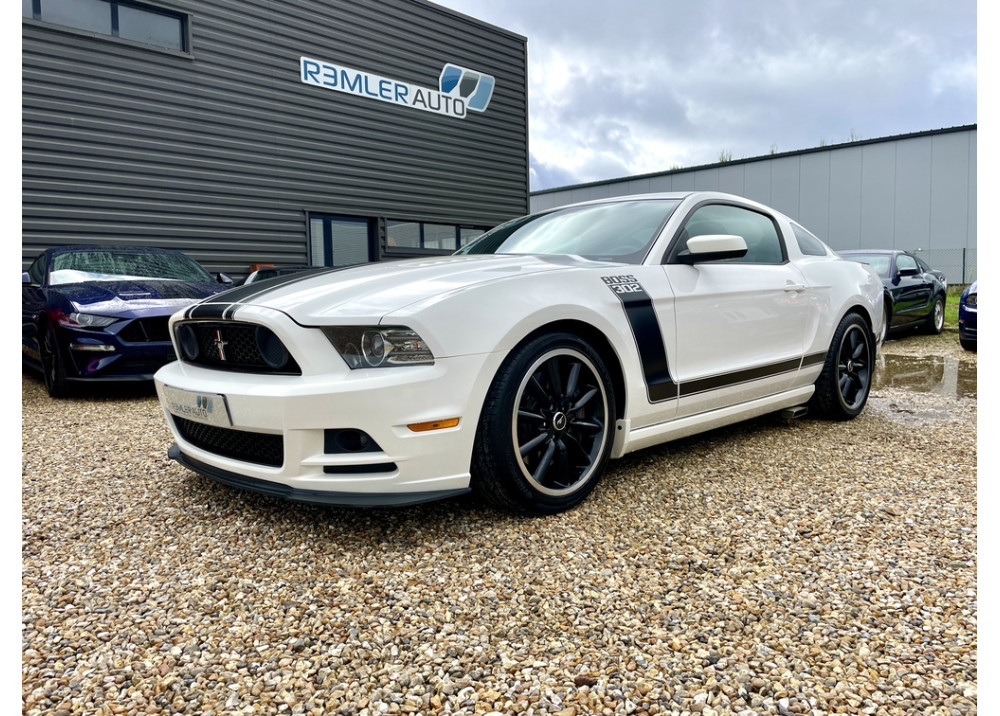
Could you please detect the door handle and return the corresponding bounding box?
[784,282,806,292]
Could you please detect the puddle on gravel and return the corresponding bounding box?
[873,354,977,399]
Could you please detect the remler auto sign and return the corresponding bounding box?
[300,56,495,119]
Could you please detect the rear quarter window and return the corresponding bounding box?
[791,223,830,257]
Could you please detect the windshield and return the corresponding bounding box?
[49,250,214,286]
[843,253,891,278]
[457,199,680,263]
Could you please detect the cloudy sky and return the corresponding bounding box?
[433,0,978,191]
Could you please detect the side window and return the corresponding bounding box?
[896,254,918,274]
[915,256,932,273]
[791,223,830,257]
[28,254,47,285]
[671,204,785,264]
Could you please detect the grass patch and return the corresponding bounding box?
[945,284,966,329]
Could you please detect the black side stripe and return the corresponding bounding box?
[607,280,677,402]
[607,277,829,403]
[679,357,801,397]
[800,351,826,368]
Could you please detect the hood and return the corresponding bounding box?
[200,254,617,322]
[54,279,228,315]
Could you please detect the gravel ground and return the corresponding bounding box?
[22,331,977,715]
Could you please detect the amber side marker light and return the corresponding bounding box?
[407,418,460,433]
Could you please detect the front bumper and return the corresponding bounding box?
[154,350,504,503]
[167,444,470,506]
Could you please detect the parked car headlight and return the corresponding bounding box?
[58,312,118,329]
[322,326,434,368]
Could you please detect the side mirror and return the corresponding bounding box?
[677,234,748,264]
[897,267,919,277]
[217,272,234,286]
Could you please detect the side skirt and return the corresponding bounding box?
[611,385,815,458]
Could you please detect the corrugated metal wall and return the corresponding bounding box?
[530,126,977,276]
[22,0,529,277]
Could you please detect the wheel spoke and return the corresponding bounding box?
[546,359,562,400]
[570,386,599,412]
[570,418,603,433]
[526,374,550,406]
[519,431,549,457]
[551,441,571,487]
[565,362,581,399]
[531,441,556,482]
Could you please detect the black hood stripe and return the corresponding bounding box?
[182,267,347,321]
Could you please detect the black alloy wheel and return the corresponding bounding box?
[810,313,873,420]
[472,333,614,514]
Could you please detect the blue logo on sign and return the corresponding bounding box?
[439,64,495,112]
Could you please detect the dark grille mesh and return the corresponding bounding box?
[177,321,301,375]
[174,417,284,467]
[119,316,171,343]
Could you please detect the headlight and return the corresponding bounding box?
[58,312,118,329]
[322,326,434,368]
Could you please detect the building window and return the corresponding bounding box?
[386,221,488,253]
[25,0,188,52]
[310,215,373,268]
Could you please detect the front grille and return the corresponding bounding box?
[174,416,284,467]
[176,321,301,375]
[119,316,171,343]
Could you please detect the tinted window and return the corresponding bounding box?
[896,254,918,273]
[29,254,47,285]
[671,204,784,264]
[791,223,830,257]
[28,0,187,52]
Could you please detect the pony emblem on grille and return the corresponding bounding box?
[213,329,228,361]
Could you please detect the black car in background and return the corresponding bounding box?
[839,250,947,338]
[23,245,233,397]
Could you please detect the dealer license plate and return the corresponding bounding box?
[162,386,232,428]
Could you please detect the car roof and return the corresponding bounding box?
[839,249,899,254]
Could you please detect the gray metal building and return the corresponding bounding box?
[22,0,528,280]
[531,125,978,283]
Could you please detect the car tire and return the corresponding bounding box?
[810,312,873,420]
[471,332,614,515]
[925,294,945,334]
[960,338,976,352]
[40,324,70,399]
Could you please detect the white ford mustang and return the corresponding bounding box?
[154,192,884,514]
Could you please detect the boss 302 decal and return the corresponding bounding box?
[603,275,676,402]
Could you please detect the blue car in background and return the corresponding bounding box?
[22,245,233,397]
[958,280,977,351]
